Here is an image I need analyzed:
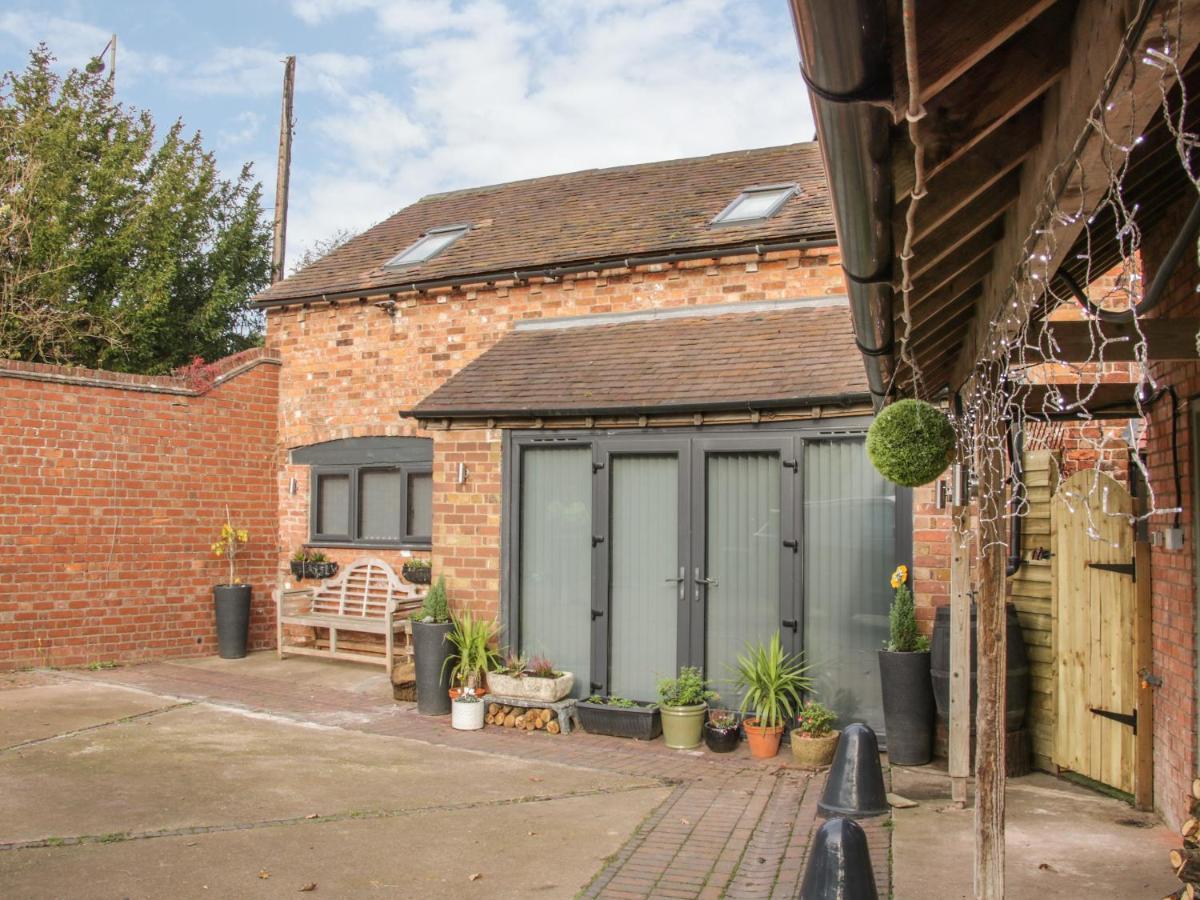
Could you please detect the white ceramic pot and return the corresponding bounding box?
[486,671,574,702]
[452,696,485,730]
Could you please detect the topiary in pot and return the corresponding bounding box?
[866,398,955,487]
[878,565,934,765]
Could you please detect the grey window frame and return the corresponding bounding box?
[308,460,433,550]
[501,421,913,696]
[710,183,798,226]
[382,223,470,269]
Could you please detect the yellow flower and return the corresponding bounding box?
[890,565,908,589]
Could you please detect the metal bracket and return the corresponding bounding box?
[782,459,798,471]
[1086,559,1136,580]
[1089,706,1137,734]
[782,539,799,553]
[592,535,605,546]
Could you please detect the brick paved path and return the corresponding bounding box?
[80,662,891,899]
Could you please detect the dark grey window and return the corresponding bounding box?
[711,184,797,225]
[297,437,432,548]
[383,224,469,268]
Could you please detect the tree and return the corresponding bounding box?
[290,227,359,275]
[0,46,271,373]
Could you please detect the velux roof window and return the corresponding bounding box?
[711,184,797,225]
[384,224,469,268]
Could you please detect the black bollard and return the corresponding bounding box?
[818,722,888,819]
[799,817,878,900]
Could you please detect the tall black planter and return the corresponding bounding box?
[877,649,933,765]
[412,621,453,716]
[213,584,251,659]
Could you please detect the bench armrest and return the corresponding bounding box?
[278,587,316,617]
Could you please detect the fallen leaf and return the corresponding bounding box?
[1038,863,1054,872]
[305,813,319,820]
[299,883,317,892]
[529,777,543,783]
[527,831,537,836]
[258,870,270,880]
[681,818,690,825]
[468,873,482,882]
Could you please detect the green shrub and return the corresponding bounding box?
[794,701,837,737]
[733,631,811,728]
[419,576,449,624]
[657,666,717,707]
[866,398,955,487]
[887,565,929,652]
[442,610,502,689]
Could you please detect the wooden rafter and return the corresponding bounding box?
[908,189,1013,280]
[1037,318,1200,361]
[909,256,992,330]
[906,226,1001,300]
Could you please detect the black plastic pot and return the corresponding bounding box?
[412,620,453,716]
[704,722,741,753]
[402,563,432,585]
[576,700,662,740]
[213,584,251,659]
[878,649,934,765]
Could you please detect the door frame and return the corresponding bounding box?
[500,418,906,696]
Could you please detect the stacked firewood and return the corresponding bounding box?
[486,703,561,734]
[1167,779,1200,899]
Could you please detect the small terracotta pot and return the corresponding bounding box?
[790,729,840,768]
[743,718,784,759]
[449,687,489,701]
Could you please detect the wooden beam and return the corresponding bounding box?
[911,257,992,330]
[1021,382,1144,419]
[894,104,1041,243]
[908,189,1014,281]
[1037,318,1200,361]
[1134,540,1154,811]
[893,0,1062,117]
[907,229,999,300]
[951,0,1200,389]
[893,4,1073,195]
[950,488,971,807]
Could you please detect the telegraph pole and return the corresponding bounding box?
[271,56,296,283]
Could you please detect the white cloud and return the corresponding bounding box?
[283,0,813,259]
[218,110,263,147]
[0,12,170,81]
[178,46,369,99]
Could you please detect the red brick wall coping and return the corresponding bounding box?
[0,348,282,396]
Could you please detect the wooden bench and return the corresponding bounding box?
[276,557,426,672]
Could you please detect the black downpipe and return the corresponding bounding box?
[1005,425,1024,577]
[789,0,895,406]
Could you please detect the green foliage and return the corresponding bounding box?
[0,46,271,372]
[526,654,559,678]
[586,695,639,708]
[402,558,431,569]
[291,548,328,563]
[794,701,837,737]
[442,610,502,689]
[419,576,449,624]
[866,399,955,487]
[707,709,739,729]
[732,631,811,729]
[887,568,930,652]
[657,666,717,708]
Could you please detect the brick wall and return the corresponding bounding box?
[0,350,280,669]
[267,248,849,612]
[1141,196,1200,828]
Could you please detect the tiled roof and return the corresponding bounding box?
[256,143,833,305]
[408,300,867,418]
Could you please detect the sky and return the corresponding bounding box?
[0,1,815,271]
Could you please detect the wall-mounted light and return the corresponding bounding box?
[457,462,469,485]
[289,477,298,496]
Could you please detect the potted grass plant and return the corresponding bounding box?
[444,611,502,701]
[211,517,251,660]
[733,631,810,759]
[878,564,934,765]
[790,700,839,768]
[413,576,453,716]
[657,666,717,750]
[704,709,741,753]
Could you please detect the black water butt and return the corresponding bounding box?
[818,723,889,819]
[799,816,879,900]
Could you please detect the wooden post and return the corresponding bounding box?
[974,411,1007,899]
[950,466,971,806]
[109,34,116,89]
[1134,539,1154,810]
[271,55,296,284]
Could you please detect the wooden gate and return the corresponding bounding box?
[1051,470,1138,794]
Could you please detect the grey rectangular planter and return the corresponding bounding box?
[576,700,661,740]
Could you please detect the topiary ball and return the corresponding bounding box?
[866,399,955,487]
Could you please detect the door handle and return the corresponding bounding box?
[694,573,718,587]
[665,567,685,601]
[782,619,798,633]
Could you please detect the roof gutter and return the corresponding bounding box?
[788,0,896,407]
[400,392,874,421]
[253,236,837,309]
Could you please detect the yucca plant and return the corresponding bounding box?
[733,631,811,729]
[443,611,502,690]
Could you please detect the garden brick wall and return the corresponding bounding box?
[266,248,850,614]
[0,349,280,669]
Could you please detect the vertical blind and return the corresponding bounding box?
[359,469,401,541]
[803,439,896,734]
[518,447,592,696]
[609,455,679,702]
[705,452,781,705]
[317,473,350,535]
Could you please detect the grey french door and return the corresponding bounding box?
[508,427,907,728]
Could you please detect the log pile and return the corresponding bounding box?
[486,703,562,734]
[1166,779,1200,899]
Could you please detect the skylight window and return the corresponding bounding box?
[384,224,469,268]
[711,185,797,225]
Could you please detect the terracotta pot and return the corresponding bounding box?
[790,729,840,768]
[449,686,489,701]
[743,718,784,759]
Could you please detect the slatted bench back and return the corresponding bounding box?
[309,557,419,618]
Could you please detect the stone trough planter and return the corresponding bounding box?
[486,671,574,703]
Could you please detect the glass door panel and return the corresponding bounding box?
[518,446,592,697]
[803,438,896,734]
[702,451,782,705]
[609,454,680,702]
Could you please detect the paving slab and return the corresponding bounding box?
[0,681,181,749]
[175,653,394,696]
[0,788,669,899]
[0,699,657,845]
[892,766,1178,898]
